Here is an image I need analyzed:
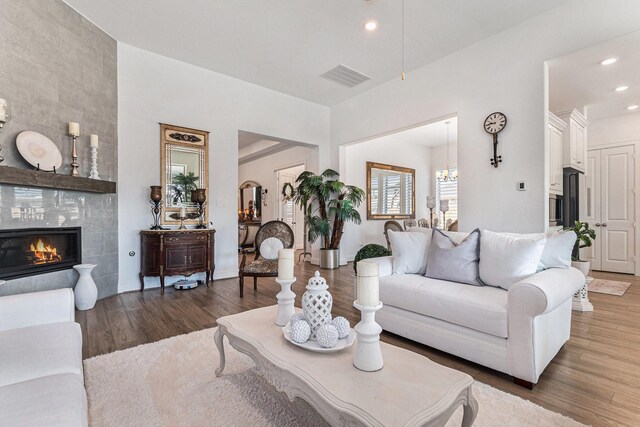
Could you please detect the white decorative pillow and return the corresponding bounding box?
[388,230,430,275]
[503,230,576,270]
[540,230,576,269]
[479,230,546,290]
[260,237,284,260]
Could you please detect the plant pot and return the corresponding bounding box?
[571,260,591,276]
[320,248,339,270]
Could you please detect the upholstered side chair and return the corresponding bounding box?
[239,220,294,297]
[383,220,403,250]
[403,219,417,230]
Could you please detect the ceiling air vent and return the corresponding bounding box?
[320,64,371,88]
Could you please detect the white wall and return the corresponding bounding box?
[331,0,640,234]
[118,44,330,292]
[343,136,431,260]
[238,145,318,249]
[588,113,640,147]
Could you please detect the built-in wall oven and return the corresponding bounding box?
[549,194,563,227]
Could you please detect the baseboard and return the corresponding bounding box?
[118,269,238,294]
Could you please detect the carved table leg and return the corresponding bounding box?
[214,327,226,377]
[462,387,478,427]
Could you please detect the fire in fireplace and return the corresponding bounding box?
[28,238,63,265]
[0,228,81,280]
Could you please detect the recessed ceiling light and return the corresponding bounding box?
[627,105,639,110]
[364,21,377,31]
[600,57,618,66]
[615,86,629,92]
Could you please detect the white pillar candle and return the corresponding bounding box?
[278,248,295,280]
[357,261,379,306]
[68,122,80,136]
[179,207,186,218]
[90,134,99,148]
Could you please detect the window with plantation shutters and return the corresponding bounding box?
[367,162,415,219]
[435,169,458,228]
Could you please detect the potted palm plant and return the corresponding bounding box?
[569,220,596,275]
[293,169,365,269]
[172,172,199,203]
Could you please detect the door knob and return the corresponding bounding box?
[601,223,607,227]
[595,223,601,227]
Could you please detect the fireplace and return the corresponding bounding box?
[0,228,82,280]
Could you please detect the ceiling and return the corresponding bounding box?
[238,130,313,165]
[549,30,640,120]
[63,0,569,106]
[359,117,457,148]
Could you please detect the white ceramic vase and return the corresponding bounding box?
[302,271,333,340]
[74,264,98,310]
[571,260,590,276]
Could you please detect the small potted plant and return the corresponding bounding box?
[293,169,365,269]
[569,220,596,275]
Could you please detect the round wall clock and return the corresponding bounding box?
[484,112,507,168]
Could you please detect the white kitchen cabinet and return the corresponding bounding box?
[555,109,588,173]
[548,112,566,195]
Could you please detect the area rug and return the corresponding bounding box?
[84,328,586,427]
[589,278,631,296]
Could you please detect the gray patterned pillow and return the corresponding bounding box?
[425,228,483,286]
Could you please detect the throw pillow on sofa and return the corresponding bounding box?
[479,230,546,290]
[388,230,430,275]
[425,228,483,286]
[502,230,576,270]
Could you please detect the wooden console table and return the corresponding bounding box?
[140,229,215,294]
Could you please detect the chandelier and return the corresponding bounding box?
[438,121,458,182]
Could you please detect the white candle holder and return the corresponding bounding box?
[275,277,296,326]
[353,301,384,372]
[89,146,100,179]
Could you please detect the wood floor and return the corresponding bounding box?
[77,260,640,426]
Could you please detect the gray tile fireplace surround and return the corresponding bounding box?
[0,0,118,298]
[0,186,118,298]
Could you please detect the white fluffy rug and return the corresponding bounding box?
[84,328,585,427]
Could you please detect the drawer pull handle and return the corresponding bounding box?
[189,256,192,264]
[184,255,187,264]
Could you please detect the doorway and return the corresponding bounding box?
[276,164,305,249]
[583,145,635,273]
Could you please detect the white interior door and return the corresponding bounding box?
[600,146,635,273]
[582,151,601,269]
[276,171,299,247]
[584,146,635,273]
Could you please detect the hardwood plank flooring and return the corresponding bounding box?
[76,261,640,426]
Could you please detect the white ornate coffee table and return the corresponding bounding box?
[214,306,478,426]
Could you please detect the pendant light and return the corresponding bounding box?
[438,121,457,182]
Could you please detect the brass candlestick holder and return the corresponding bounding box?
[69,135,79,176]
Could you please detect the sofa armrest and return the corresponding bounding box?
[0,288,75,332]
[508,267,584,317]
[507,267,584,383]
[359,256,394,278]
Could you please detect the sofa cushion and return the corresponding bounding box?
[0,322,83,388]
[426,229,482,286]
[480,230,546,290]
[388,230,430,275]
[380,274,508,338]
[0,373,87,427]
[504,230,576,270]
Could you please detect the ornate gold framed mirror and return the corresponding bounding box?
[160,123,209,226]
[367,161,415,220]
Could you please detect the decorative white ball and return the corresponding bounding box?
[331,316,351,339]
[289,319,311,344]
[290,313,306,324]
[316,324,339,348]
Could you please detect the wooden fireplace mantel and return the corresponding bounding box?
[0,165,116,194]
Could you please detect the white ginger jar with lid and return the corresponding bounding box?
[302,271,333,340]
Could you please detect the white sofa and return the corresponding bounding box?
[0,288,87,426]
[367,238,584,388]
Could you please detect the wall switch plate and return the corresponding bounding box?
[517,182,527,191]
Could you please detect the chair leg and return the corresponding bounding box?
[254,277,258,290]
[239,276,244,298]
